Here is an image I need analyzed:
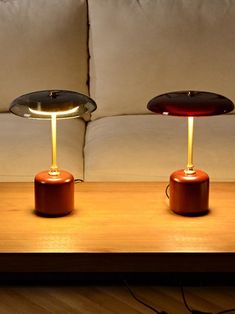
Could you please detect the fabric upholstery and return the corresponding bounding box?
[89,0,235,119]
[0,114,85,182]
[84,115,235,181]
[0,0,88,112]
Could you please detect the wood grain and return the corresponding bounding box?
[0,182,234,272]
[0,285,234,314]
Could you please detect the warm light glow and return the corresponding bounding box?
[185,116,196,175]
[29,106,79,117]
[29,107,81,176]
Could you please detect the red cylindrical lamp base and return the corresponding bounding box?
[169,169,209,216]
[34,170,74,217]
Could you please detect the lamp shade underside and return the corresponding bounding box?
[147,91,234,117]
[10,90,97,120]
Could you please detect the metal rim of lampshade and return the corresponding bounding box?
[147,90,234,116]
[9,89,97,120]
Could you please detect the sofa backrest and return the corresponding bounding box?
[0,0,88,112]
[89,0,235,119]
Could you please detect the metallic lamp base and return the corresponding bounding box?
[169,169,209,216]
[34,170,74,217]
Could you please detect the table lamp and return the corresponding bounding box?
[10,90,97,217]
[147,91,234,216]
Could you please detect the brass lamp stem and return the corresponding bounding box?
[49,113,60,176]
[185,116,196,175]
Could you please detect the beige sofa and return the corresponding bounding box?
[0,0,234,182]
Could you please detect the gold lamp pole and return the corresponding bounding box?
[49,113,60,176]
[29,106,80,177]
[185,116,196,175]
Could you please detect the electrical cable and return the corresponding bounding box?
[181,285,194,313]
[181,285,235,314]
[180,285,212,314]
[123,279,235,314]
[165,184,170,199]
[123,279,168,314]
[74,178,84,183]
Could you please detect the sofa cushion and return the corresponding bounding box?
[84,115,235,181]
[0,114,85,182]
[89,0,235,119]
[0,0,88,112]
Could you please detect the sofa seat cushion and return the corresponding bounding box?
[84,114,235,181]
[0,114,85,182]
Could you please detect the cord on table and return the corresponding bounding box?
[123,279,168,314]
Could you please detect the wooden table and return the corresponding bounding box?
[0,182,234,273]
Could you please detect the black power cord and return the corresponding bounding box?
[123,280,168,314]
[181,285,212,314]
[123,280,235,314]
[75,178,84,183]
[165,184,170,199]
[181,285,235,314]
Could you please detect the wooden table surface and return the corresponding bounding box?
[0,182,234,272]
